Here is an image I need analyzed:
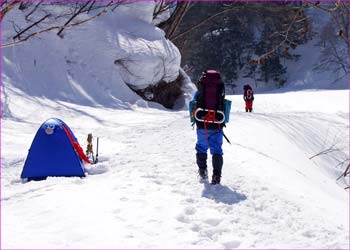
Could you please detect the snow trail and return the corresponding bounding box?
[1,88,348,249]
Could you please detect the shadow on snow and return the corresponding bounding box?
[201,183,247,205]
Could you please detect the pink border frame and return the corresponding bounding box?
[0,0,349,250]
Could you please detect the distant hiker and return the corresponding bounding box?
[190,70,231,185]
[243,84,254,112]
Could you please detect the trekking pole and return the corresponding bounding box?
[94,137,99,164]
[223,133,231,145]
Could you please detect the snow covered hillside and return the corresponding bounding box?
[2,88,349,249]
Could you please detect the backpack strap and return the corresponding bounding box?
[202,79,206,108]
[203,110,217,141]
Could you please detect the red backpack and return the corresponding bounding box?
[244,84,254,101]
[197,70,225,111]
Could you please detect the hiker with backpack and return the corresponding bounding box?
[243,84,254,112]
[190,70,229,185]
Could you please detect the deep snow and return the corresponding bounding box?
[1,86,349,249]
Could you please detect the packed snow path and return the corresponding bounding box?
[2,89,349,248]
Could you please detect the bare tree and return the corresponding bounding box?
[314,22,348,83]
[307,1,349,46]
[163,2,310,67]
[250,3,310,65]
[170,2,244,43]
[157,2,192,40]
[309,1,350,82]
[153,0,176,23]
[1,0,20,22]
[1,1,128,48]
[309,143,343,160]
[336,163,350,189]
[309,137,349,190]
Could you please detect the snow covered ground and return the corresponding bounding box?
[1,86,349,249]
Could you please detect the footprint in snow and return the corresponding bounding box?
[190,223,201,232]
[204,218,222,226]
[223,240,241,249]
[84,164,109,175]
[120,197,128,202]
[153,179,162,185]
[176,214,191,224]
[177,207,197,225]
[184,206,196,215]
[301,229,316,238]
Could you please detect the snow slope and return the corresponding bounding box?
[1,87,349,249]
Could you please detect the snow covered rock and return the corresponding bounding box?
[1,2,190,111]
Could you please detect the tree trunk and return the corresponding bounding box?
[157,2,191,40]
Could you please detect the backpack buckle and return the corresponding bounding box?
[194,108,225,124]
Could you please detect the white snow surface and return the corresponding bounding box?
[1,87,349,249]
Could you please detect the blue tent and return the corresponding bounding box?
[21,118,86,181]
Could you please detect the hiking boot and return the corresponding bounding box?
[212,154,223,184]
[198,168,208,181]
[197,153,208,181]
[211,175,221,185]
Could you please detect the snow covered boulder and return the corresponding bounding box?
[2,2,190,111]
[110,3,183,108]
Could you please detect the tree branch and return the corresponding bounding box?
[25,1,43,21]
[309,143,340,160]
[336,162,350,180]
[0,0,20,22]
[57,1,91,38]
[254,7,305,64]
[158,2,192,40]
[13,14,51,40]
[172,4,243,42]
[2,1,113,48]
